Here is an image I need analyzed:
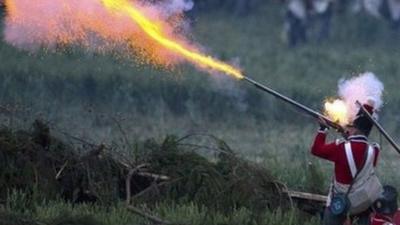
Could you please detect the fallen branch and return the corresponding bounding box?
[126,164,149,205]
[137,172,170,181]
[132,178,183,201]
[126,205,173,225]
[55,160,69,180]
[273,181,294,210]
[284,190,328,203]
[79,144,105,162]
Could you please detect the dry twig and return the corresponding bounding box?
[136,172,170,181]
[126,205,173,225]
[55,160,69,180]
[126,164,149,205]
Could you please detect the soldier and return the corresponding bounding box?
[311,0,334,42]
[380,0,400,30]
[311,104,383,225]
[355,0,400,30]
[284,0,311,47]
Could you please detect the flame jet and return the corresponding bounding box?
[101,0,243,79]
[100,0,343,131]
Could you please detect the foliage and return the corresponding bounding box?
[0,199,319,225]
[0,123,291,214]
[0,120,125,204]
[135,135,286,213]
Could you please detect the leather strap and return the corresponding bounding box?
[344,142,370,196]
[345,142,357,178]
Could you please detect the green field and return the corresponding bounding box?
[1,2,400,224]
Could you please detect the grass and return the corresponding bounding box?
[2,196,320,225]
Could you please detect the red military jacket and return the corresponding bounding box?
[311,130,380,184]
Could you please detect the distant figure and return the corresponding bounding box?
[379,0,400,29]
[285,0,310,47]
[311,0,334,41]
[353,0,400,30]
[352,0,382,17]
[311,104,382,225]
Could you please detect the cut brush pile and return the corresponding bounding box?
[0,120,297,224]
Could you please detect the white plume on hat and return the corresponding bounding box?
[338,72,384,122]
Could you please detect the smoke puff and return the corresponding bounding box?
[208,58,247,112]
[164,0,194,13]
[209,73,248,112]
[338,72,384,122]
[3,0,195,65]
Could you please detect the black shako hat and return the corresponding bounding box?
[352,104,374,136]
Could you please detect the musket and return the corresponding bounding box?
[242,76,344,133]
[356,101,400,154]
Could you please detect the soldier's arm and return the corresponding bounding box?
[311,129,339,162]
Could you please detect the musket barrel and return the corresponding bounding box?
[356,101,400,154]
[241,76,399,154]
[242,76,343,132]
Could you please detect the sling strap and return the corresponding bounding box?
[344,142,374,179]
[345,142,357,178]
[343,142,371,196]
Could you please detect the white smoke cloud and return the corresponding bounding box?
[167,0,194,12]
[159,0,194,34]
[4,0,195,58]
[338,72,384,122]
[152,0,194,18]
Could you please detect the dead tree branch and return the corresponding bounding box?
[126,205,174,225]
[126,164,149,205]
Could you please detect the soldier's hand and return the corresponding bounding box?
[318,117,329,131]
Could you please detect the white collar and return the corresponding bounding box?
[348,135,368,140]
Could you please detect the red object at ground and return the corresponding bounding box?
[340,210,400,225]
[370,210,400,225]
[393,210,400,225]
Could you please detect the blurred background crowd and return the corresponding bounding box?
[283,0,400,46]
[190,0,400,47]
[1,0,400,47]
